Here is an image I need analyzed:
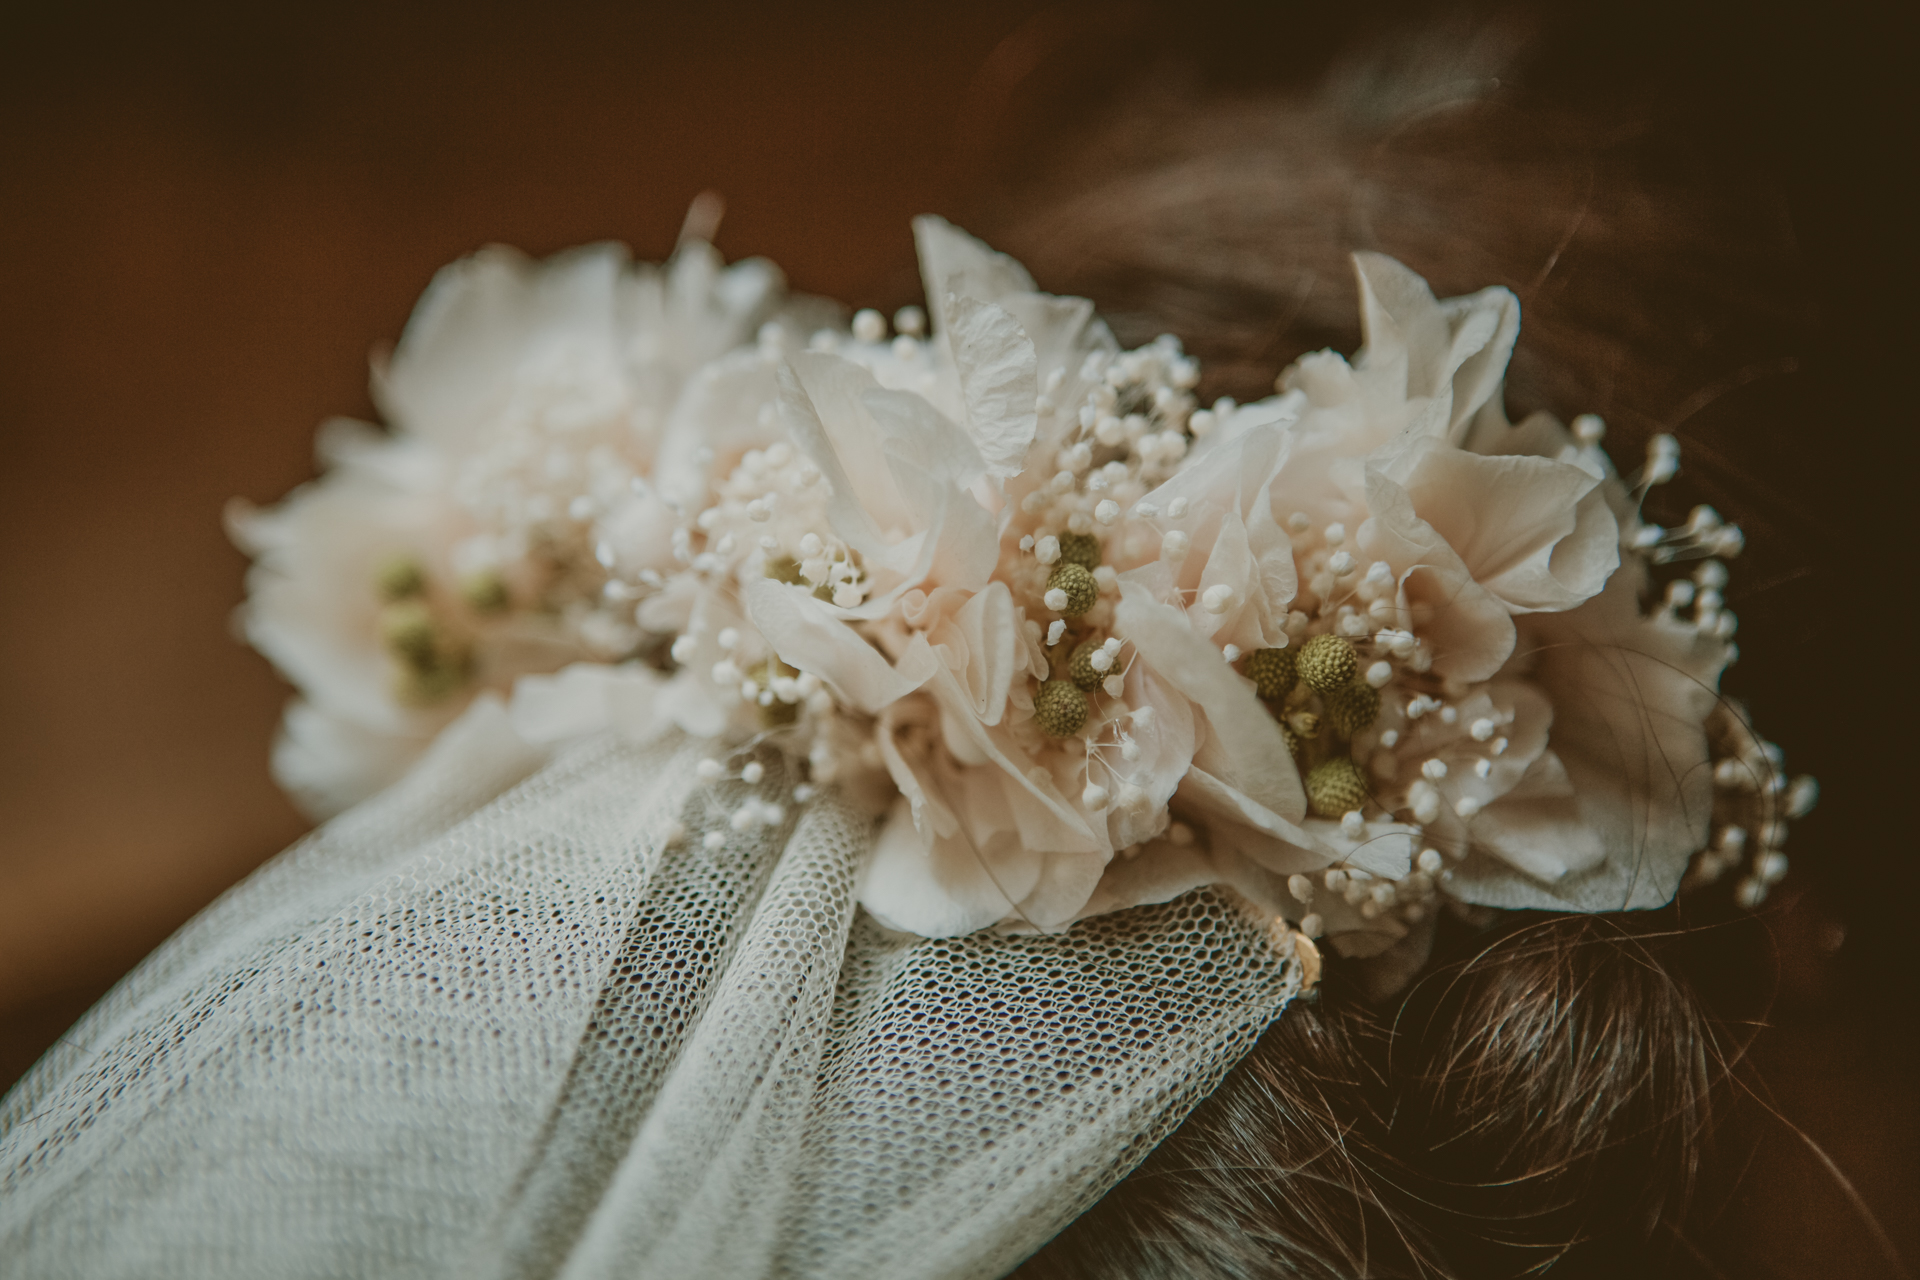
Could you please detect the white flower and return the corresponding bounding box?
[239,213,1787,984]
[235,235,812,816]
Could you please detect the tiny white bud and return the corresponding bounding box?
[1201,584,1236,614]
[1220,644,1241,663]
[1287,874,1315,904]
[1454,796,1482,819]
[1082,783,1110,810]
[1422,758,1448,780]
[1089,648,1114,672]
[1068,442,1094,472]
[696,758,726,782]
[1417,848,1444,874]
[1324,869,1347,891]
[1167,497,1189,518]
[799,532,824,557]
[1103,674,1126,697]
[712,659,741,685]
[670,635,699,664]
[1340,810,1365,839]
[1161,530,1191,560]
[792,783,817,802]
[1572,414,1606,445]
[1094,499,1120,525]
[852,308,886,343]
[1035,535,1062,565]
[1328,550,1356,576]
[1786,775,1819,818]
[740,761,765,785]
[1045,588,1070,611]
[703,830,727,850]
[1019,534,1035,551]
[1047,619,1066,646]
[1323,522,1346,547]
[1365,661,1392,689]
[893,305,926,336]
[1378,729,1399,748]
[716,627,740,651]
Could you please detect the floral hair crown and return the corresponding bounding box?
[232,214,1815,989]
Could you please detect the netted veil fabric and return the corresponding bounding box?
[0,699,1303,1280]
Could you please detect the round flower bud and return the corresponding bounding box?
[460,571,509,614]
[1057,532,1102,570]
[1242,647,1297,700]
[374,555,426,601]
[1306,757,1370,819]
[1033,679,1089,737]
[380,600,438,667]
[1325,681,1380,738]
[1068,639,1108,691]
[1045,563,1098,617]
[1297,633,1358,694]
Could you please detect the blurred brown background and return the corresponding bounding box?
[1,1,1912,1275]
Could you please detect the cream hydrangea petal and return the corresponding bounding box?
[270,698,435,820]
[744,580,939,713]
[1450,567,1730,912]
[942,296,1039,480]
[1299,818,1417,881]
[1357,468,1516,682]
[1117,584,1307,821]
[1457,749,1604,884]
[925,582,1022,727]
[860,680,1108,937]
[652,348,785,510]
[912,215,1037,315]
[1351,252,1519,442]
[1380,436,1619,613]
[1072,838,1222,921]
[229,438,468,736]
[777,355,913,546]
[376,243,630,448]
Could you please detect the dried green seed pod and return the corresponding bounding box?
[1243,646,1297,700]
[1057,532,1102,570]
[380,600,438,667]
[398,652,470,706]
[374,555,426,601]
[1068,639,1108,691]
[460,571,510,614]
[1033,679,1090,737]
[1305,756,1370,819]
[1298,633,1358,694]
[1045,563,1099,617]
[1326,680,1380,738]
